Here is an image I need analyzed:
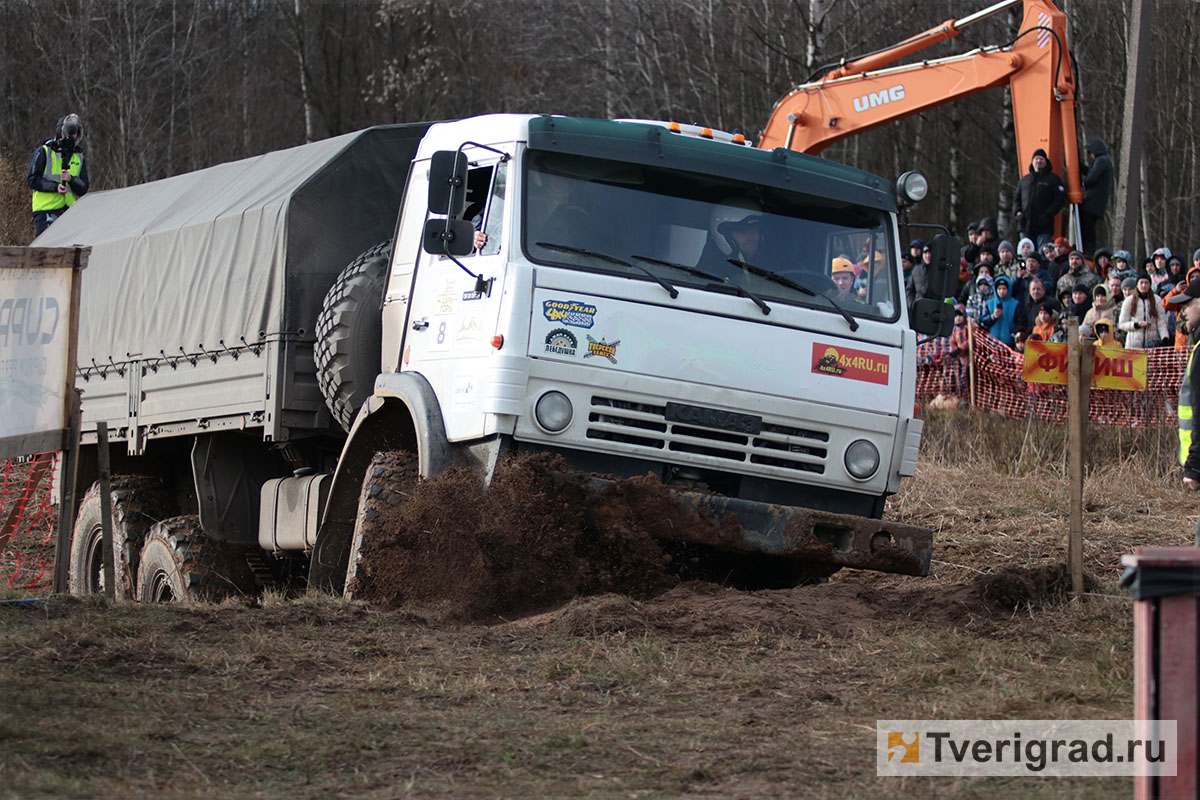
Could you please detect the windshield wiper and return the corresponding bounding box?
[632,254,770,315]
[728,258,860,332]
[536,242,679,299]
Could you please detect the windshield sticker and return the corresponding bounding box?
[811,343,889,385]
[544,328,578,356]
[584,335,620,364]
[543,299,597,329]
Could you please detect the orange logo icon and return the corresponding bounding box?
[887,731,920,763]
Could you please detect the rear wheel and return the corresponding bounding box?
[68,477,172,599]
[315,241,391,432]
[136,516,256,603]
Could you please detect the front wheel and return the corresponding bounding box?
[343,450,420,601]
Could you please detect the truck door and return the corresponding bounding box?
[403,151,510,439]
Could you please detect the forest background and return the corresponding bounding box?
[0,0,1190,255]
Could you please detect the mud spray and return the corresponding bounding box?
[349,453,1081,624]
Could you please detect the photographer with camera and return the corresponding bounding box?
[26,113,89,236]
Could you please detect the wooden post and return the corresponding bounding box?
[1066,319,1087,599]
[1125,547,1200,799]
[51,391,82,594]
[96,422,114,599]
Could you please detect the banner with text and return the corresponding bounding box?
[1022,340,1147,391]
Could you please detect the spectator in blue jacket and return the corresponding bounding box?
[982,275,1024,347]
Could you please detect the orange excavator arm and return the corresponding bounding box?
[759,0,1082,206]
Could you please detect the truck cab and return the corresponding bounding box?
[314,114,939,593]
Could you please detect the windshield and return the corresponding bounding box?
[522,150,899,321]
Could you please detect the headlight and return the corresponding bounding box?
[844,439,880,480]
[896,170,928,205]
[534,391,573,433]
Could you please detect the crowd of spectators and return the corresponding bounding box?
[905,214,1200,356]
[907,211,1200,405]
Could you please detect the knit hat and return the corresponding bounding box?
[998,240,1015,254]
[1068,250,1084,261]
[1054,236,1069,247]
[1072,282,1088,294]
[1122,276,1138,290]
[994,275,1011,289]
[1032,148,1048,161]
[1168,254,1184,267]
[1193,248,1200,263]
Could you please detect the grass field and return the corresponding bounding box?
[0,410,1193,798]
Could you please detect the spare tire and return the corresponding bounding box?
[315,241,392,431]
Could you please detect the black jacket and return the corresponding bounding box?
[1082,139,1114,218]
[1012,159,1066,233]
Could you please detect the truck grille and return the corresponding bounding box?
[586,395,828,474]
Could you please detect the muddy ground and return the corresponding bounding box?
[0,450,1192,798]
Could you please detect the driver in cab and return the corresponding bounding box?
[698,199,764,278]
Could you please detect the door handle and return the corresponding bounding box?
[411,319,429,331]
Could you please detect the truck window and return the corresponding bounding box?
[522,151,900,322]
[460,161,506,257]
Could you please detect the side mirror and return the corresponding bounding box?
[423,218,476,257]
[925,233,961,299]
[911,297,954,337]
[428,150,468,216]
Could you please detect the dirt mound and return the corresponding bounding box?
[972,563,1083,610]
[353,453,677,621]
[531,564,1088,639]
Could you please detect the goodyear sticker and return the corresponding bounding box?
[543,299,597,329]
[811,343,889,385]
[544,328,577,356]
[584,335,620,364]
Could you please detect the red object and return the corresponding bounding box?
[1124,547,1200,799]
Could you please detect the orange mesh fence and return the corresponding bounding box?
[0,453,59,593]
[917,326,1188,426]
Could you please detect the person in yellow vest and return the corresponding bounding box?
[1176,278,1200,493]
[26,113,89,235]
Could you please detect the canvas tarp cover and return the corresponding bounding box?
[33,124,429,368]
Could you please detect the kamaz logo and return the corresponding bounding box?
[852,85,906,113]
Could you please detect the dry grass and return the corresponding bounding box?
[0,409,1191,798]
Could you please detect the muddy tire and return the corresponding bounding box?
[68,477,172,599]
[344,450,419,601]
[136,516,257,603]
[315,241,391,432]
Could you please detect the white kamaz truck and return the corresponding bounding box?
[35,114,956,601]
